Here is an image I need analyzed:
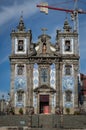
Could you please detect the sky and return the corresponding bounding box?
[0,0,86,99]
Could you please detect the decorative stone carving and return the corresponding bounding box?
[29,43,37,56]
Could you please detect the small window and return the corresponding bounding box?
[65,40,71,51]
[41,68,48,83]
[65,90,72,102]
[17,65,24,75]
[17,92,22,102]
[65,65,72,75]
[18,40,24,51]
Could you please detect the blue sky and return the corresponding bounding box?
[0,0,86,99]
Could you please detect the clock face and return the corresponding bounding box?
[15,77,26,90]
[62,76,74,91]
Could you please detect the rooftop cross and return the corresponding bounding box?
[41,28,47,35]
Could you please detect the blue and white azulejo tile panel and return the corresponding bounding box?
[62,76,74,92]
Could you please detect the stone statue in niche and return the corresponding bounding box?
[41,36,47,54]
[42,43,47,54]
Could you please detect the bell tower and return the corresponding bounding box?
[9,16,32,114]
[56,18,79,113]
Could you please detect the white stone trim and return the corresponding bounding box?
[62,38,74,54]
[15,38,27,54]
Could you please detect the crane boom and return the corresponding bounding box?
[37,1,86,74]
[37,2,86,32]
[37,4,86,14]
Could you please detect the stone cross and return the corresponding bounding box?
[41,28,47,35]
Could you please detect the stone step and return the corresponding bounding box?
[0,115,29,127]
[0,114,86,129]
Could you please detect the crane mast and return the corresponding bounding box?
[37,0,86,33]
[37,0,86,73]
[71,0,78,32]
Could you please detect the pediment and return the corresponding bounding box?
[34,35,56,56]
[34,84,56,93]
[29,33,58,57]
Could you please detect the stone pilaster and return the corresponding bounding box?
[60,62,63,108]
[26,64,29,106]
[27,64,33,108]
[10,63,15,107]
[56,63,60,107]
[11,37,15,54]
[74,64,79,108]
[30,64,34,107]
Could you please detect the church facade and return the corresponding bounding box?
[9,16,79,114]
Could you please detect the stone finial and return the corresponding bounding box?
[63,17,71,32]
[41,28,47,35]
[17,13,26,31]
